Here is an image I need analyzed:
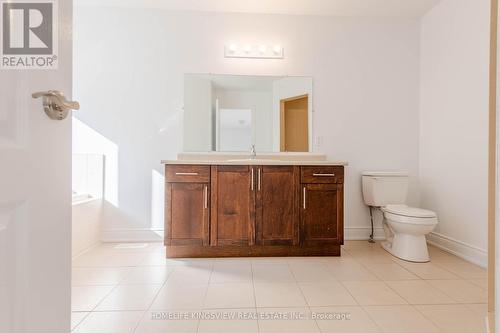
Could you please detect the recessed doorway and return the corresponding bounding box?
[280,94,309,152]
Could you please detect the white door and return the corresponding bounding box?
[0,1,73,332]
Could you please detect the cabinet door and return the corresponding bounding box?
[256,166,300,245]
[301,183,344,245]
[165,182,209,246]
[210,166,255,246]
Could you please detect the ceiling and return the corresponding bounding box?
[75,0,442,18]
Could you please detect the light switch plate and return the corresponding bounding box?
[315,136,324,147]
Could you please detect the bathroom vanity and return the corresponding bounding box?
[171,74,346,257]
[162,155,347,258]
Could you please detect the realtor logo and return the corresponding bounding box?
[1,0,58,69]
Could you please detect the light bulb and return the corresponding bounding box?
[243,44,252,53]
[273,45,282,54]
[258,45,267,54]
[228,43,237,53]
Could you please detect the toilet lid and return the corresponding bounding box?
[383,205,437,218]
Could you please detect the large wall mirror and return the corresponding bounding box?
[183,74,313,152]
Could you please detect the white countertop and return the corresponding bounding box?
[162,152,347,166]
[161,159,348,166]
[177,152,328,161]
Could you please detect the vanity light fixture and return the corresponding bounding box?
[224,43,284,59]
[228,43,238,53]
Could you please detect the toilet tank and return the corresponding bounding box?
[362,171,409,207]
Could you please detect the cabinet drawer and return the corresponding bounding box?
[165,165,210,183]
[301,166,344,184]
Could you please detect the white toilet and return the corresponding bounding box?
[361,171,438,262]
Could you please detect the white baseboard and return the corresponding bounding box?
[426,232,487,268]
[101,228,164,243]
[344,226,385,240]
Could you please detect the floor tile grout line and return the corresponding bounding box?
[257,260,315,333]
[357,305,387,333]
[195,261,215,333]
[79,269,156,330]
[291,264,324,333]
[339,280,410,307]
[382,278,458,306]
[285,260,311,311]
[363,261,422,281]
[410,303,447,331]
[130,309,148,333]
[70,311,92,332]
[76,256,172,332]
[71,283,128,331]
[393,264,461,281]
[144,266,175,312]
[394,258,461,280]
[249,261,258,308]
[250,261,261,333]
[71,243,103,261]
[432,260,484,279]
[86,283,120,312]
[329,252,385,282]
[337,280,362,307]
[423,279,488,304]
[136,259,210,332]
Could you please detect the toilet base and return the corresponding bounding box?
[381,233,430,263]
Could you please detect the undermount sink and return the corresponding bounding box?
[227,158,275,163]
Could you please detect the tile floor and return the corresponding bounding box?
[71,241,488,333]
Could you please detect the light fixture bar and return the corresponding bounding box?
[224,43,284,59]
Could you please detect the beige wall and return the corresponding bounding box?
[419,0,491,267]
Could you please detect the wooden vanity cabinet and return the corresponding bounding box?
[301,166,344,246]
[210,165,255,246]
[301,184,344,245]
[164,163,344,257]
[256,166,300,246]
[165,165,210,246]
[209,165,300,247]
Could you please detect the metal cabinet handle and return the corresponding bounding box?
[258,168,261,191]
[175,172,199,176]
[303,187,306,209]
[251,168,254,191]
[204,185,208,209]
[313,173,335,177]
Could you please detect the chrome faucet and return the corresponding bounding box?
[250,144,256,159]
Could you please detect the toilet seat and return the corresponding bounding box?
[382,205,437,226]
